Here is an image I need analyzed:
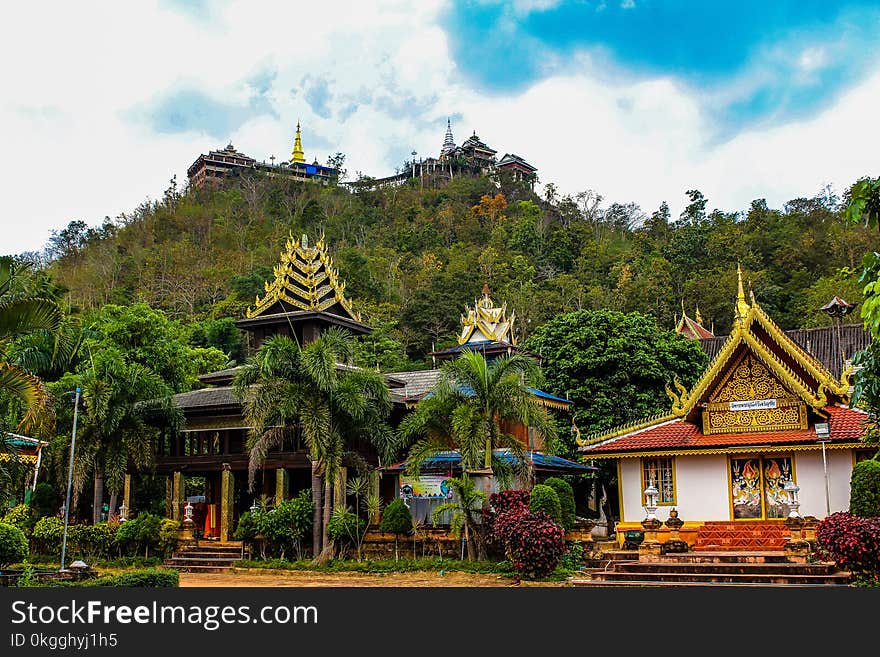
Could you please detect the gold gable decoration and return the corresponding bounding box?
[664,268,853,422]
[578,266,853,448]
[458,284,517,345]
[246,233,361,321]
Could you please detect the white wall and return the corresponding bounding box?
[620,455,730,523]
[794,450,853,518]
[620,450,856,523]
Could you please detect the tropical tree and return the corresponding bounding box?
[233,328,393,559]
[0,256,61,433]
[50,353,180,523]
[430,475,487,560]
[400,350,559,495]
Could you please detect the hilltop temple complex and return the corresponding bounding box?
[187,122,337,189]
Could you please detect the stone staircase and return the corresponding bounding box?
[572,551,851,587]
[693,521,789,551]
[164,541,249,573]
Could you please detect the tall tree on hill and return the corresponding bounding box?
[233,329,393,559]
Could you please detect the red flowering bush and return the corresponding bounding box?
[482,490,532,554]
[497,508,566,579]
[817,511,880,578]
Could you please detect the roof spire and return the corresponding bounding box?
[441,118,455,156]
[735,264,751,325]
[695,306,703,326]
[291,121,305,164]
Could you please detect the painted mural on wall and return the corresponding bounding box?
[730,456,792,519]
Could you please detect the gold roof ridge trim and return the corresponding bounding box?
[575,413,679,447]
[246,232,362,321]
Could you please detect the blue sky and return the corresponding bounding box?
[2,0,880,253]
[443,1,880,135]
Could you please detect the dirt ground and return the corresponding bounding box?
[179,569,565,587]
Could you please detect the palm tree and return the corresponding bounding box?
[69,354,180,523]
[233,328,393,559]
[430,475,487,560]
[0,256,61,433]
[400,350,558,487]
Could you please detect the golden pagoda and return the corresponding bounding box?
[291,122,305,164]
[246,233,359,320]
[458,284,516,346]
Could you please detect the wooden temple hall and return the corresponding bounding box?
[134,234,580,540]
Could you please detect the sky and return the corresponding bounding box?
[2,0,880,254]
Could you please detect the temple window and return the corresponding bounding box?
[641,457,676,505]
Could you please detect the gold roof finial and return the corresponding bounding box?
[735,264,751,325]
[291,121,305,164]
[695,306,703,326]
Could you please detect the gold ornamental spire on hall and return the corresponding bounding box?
[457,284,517,346]
[291,122,305,164]
[245,233,360,321]
[734,263,751,326]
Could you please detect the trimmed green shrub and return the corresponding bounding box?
[380,499,412,561]
[73,522,117,558]
[2,504,34,536]
[29,483,58,519]
[260,491,313,559]
[32,516,64,555]
[529,485,562,525]
[544,477,576,530]
[60,568,179,588]
[380,499,412,535]
[0,522,29,566]
[157,519,179,558]
[851,459,880,518]
[233,510,262,542]
[115,513,162,557]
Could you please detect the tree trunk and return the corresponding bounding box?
[93,470,104,524]
[314,476,337,564]
[311,461,322,557]
[108,493,117,522]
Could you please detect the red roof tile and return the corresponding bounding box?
[582,405,867,454]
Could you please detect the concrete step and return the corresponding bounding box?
[166,556,242,566]
[163,564,235,574]
[174,549,246,558]
[611,562,838,575]
[657,551,791,563]
[571,579,850,588]
[588,571,851,585]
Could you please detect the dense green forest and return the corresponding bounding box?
[34,170,872,373]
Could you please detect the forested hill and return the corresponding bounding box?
[40,172,874,370]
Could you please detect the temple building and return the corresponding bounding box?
[675,303,714,339]
[386,285,587,523]
[352,120,537,191]
[143,234,399,540]
[0,432,48,504]
[186,123,336,189]
[579,267,870,550]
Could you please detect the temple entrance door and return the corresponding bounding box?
[729,455,793,520]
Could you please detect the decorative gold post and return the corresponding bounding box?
[171,472,184,521]
[122,474,132,519]
[275,468,289,507]
[220,464,234,542]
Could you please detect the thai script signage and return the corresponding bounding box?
[729,398,777,412]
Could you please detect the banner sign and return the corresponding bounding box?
[399,474,453,499]
[729,398,777,412]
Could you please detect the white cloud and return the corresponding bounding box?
[0,0,877,254]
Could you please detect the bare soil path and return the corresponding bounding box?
[178,569,563,587]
